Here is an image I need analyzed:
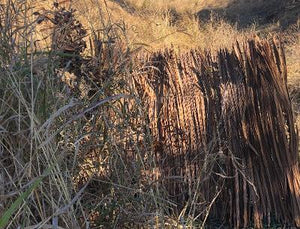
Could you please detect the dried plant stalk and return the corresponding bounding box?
[133,37,300,228]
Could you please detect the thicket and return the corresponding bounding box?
[0,1,299,228]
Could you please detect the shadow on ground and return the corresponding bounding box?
[196,0,299,29]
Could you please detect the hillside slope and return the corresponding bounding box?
[197,0,300,29]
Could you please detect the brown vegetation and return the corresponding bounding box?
[0,1,299,228]
[132,37,300,228]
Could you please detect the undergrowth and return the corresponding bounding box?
[0,0,299,228]
[0,1,196,228]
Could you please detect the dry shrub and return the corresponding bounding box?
[0,2,170,228]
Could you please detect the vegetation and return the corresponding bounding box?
[0,0,299,228]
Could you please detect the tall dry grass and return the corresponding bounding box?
[76,0,253,51]
[123,0,232,14]
[0,1,202,228]
[0,0,299,228]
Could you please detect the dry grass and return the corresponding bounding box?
[124,0,232,14]
[0,2,181,228]
[70,0,253,51]
[284,27,300,131]
[0,0,299,228]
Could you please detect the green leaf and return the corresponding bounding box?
[0,167,51,229]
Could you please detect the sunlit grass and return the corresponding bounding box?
[1,0,299,228]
